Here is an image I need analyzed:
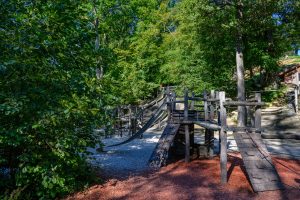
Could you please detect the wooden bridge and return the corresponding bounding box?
[111,87,284,192]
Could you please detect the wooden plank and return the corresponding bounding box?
[149,124,180,168]
[250,170,280,180]
[243,160,274,169]
[233,131,284,192]
[252,182,284,192]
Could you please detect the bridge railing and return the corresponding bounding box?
[165,88,265,184]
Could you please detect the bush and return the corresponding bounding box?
[0,1,106,199]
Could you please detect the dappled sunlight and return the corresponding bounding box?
[67,153,300,200]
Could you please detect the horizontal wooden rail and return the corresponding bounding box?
[166,100,185,104]
[225,126,263,132]
[194,121,221,130]
[187,97,219,102]
[223,101,265,106]
[207,98,219,102]
[188,97,204,101]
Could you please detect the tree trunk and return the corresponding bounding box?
[236,0,246,127]
[93,4,103,80]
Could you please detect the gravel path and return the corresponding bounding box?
[87,127,164,176]
[86,106,300,178]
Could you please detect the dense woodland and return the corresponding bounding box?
[0,0,299,199]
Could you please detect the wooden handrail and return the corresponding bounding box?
[223,101,265,106]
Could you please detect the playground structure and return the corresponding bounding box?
[110,87,285,192]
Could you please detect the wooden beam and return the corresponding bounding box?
[184,89,190,163]
[295,86,298,113]
[219,91,227,184]
[209,130,214,158]
[204,91,208,121]
[191,92,195,110]
[193,121,221,130]
[224,101,265,106]
[255,93,261,130]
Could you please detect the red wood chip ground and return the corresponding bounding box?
[66,153,300,200]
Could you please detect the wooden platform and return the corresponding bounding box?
[233,131,285,192]
[149,124,180,168]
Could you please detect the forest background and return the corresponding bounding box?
[0,0,299,199]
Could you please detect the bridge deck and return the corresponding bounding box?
[149,123,180,168]
[233,131,284,192]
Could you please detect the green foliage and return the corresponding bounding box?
[261,89,286,103]
[0,1,105,199]
[161,0,297,94]
[1,0,299,199]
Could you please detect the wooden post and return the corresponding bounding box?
[191,92,195,110]
[184,89,190,163]
[208,90,215,158]
[210,90,215,120]
[219,91,227,184]
[204,91,208,121]
[166,87,171,122]
[295,86,298,113]
[172,92,177,111]
[255,92,261,130]
[132,117,137,135]
[246,104,255,127]
[129,105,132,136]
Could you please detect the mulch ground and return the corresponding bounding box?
[66,153,300,200]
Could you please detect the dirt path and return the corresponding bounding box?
[67,153,300,200]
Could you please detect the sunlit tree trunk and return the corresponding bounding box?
[93,2,103,79]
[236,0,246,127]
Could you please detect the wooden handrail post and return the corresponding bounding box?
[184,88,190,163]
[166,87,171,122]
[191,92,195,110]
[219,91,227,184]
[210,90,215,120]
[204,91,208,121]
[255,92,261,131]
[295,86,298,113]
[172,92,177,111]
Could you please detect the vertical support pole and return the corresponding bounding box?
[120,107,123,137]
[245,105,250,126]
[215,91,220,153]
[295,86,298,113]
[166,87,171,122]
[219,91,227,184]
[255,92,261,131]
[191,92,195,110]
[132,118,136,134]
[209,90,215,158]
[204,91,208,121]
[184,89,190,163]
[141,108,144,126]
[210,90,215,120]
[247,104,255,127]
[172,92,177,111]
[191,92,195,121]
[129,105,132,136]
[204,91,210,158]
